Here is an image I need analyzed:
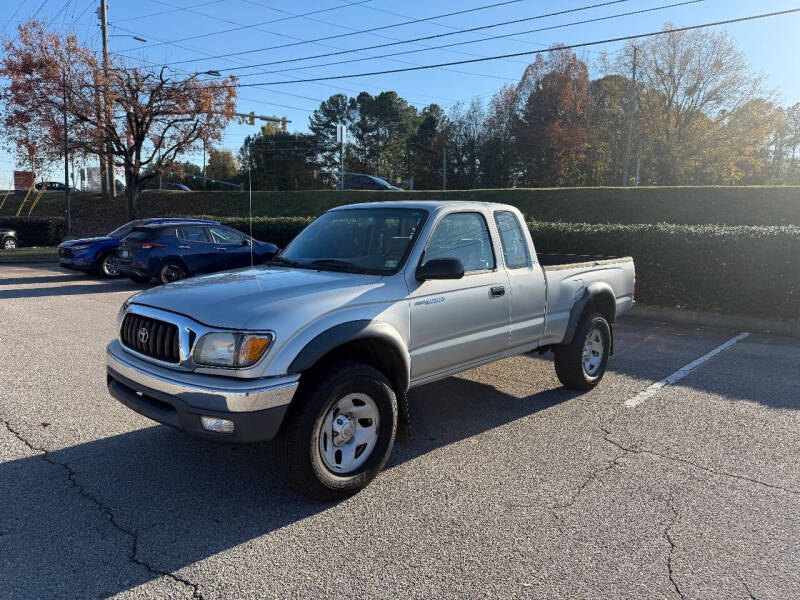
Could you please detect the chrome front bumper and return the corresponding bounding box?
[106,339,298,413]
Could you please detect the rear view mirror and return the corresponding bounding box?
[415,258,465,281]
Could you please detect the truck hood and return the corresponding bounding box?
[130,266,385,329]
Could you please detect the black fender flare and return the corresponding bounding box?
[562,282,617,346]
[288,320,411,392]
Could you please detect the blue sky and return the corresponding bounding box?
[2,0,799,187]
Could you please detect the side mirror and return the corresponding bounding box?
[241,239,250,246]
[415,258,465,281]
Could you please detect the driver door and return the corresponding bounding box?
[408,211,510,380]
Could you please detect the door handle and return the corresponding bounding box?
[178,245,190,249]
[491,286,505,297]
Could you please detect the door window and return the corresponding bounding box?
[424,212,495,273]
[494,211,531,269]
[210,226,245,245]
[179,226,211,242]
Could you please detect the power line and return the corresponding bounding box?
[217,7,800,87]
[211,0,634,73]
[157,0,529,62]
[228,0,705,78]
[1,1,28,33]
[114,0,226,24]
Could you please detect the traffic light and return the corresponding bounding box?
[280,117,287,132]
[248,112,255,126]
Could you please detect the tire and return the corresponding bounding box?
[3,236,17,249]
[158,261,187,285]
[97,252,120,278]
[130,274,150,283]
[273,361,398,501]
[554,312,611,390]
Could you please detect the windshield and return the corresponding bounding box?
[278,208,427,274]
[107,223,133,239]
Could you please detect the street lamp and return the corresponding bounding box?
[109,34,148,43]
[198,70,221,77]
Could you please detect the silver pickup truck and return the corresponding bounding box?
[106,201,635,499]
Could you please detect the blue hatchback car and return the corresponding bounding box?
[58,218,217,278]
[116,221,279,284]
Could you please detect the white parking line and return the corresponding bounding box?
[624,332,750,408]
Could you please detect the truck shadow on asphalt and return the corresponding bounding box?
[1,378,575,599]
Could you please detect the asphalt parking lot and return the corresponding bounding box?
[1,263,798,600]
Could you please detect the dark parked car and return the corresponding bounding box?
[117,222,279,284]
[58,218,218,277]
[163,183,191,191]
[1,228,19,249]
[35,181,80,192]
[337,173,402,190]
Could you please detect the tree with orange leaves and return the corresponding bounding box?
[1,21,237,219]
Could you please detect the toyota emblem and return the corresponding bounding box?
[137,327,150,344]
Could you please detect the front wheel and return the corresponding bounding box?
[3,237,17,249]
[273,361,398,501]
[98,252,120,278]
[554,313,611,390]
[158,261,187,285]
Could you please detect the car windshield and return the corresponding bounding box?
[278,208,427,274]
[107,223,133,239]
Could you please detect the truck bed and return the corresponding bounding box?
[538,254,633,271]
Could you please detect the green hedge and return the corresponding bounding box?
[214,216,314,248]
[138,187,800,225]
[0,217,66,246]
[8,187,800,226]
[198,216,800,320]
[529,222,800,321]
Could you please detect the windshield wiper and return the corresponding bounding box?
[309,259,370,274]
[265,256,307,269]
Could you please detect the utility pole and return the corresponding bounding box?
[635,137,644,186]
[63,71,71,237]
[622,45,638,186]
[99,0,116,198]
[442,146,447,191]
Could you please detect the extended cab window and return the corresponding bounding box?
[425,212,495,273]
[494,211,531,269]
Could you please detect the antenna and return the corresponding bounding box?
[248,164,254,267]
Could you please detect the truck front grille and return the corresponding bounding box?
[121,313,180,363]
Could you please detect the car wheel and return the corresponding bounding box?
[553,312,611,390]
[98,252,120,278]
[3,237,18,249]
[158,261,187,284]
[273,361,398,501]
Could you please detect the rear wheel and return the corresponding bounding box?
[3,236,17,249]
[98,252,120,278]
[158,261,187,284]
[273,361,398,501]
[554,313,611,390]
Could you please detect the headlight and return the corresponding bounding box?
[70,244,90,251]
[193,332,273,368]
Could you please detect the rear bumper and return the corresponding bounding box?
[106,340,298,442]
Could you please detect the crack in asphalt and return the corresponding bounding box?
[2,418,203,599]
[547,448,627,513]
[664,500,686,600]
[741,579,760,600]
[599,428,799,496]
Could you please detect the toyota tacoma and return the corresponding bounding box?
[106,201,635,499]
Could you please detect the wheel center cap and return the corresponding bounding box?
[332,415,355,445]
